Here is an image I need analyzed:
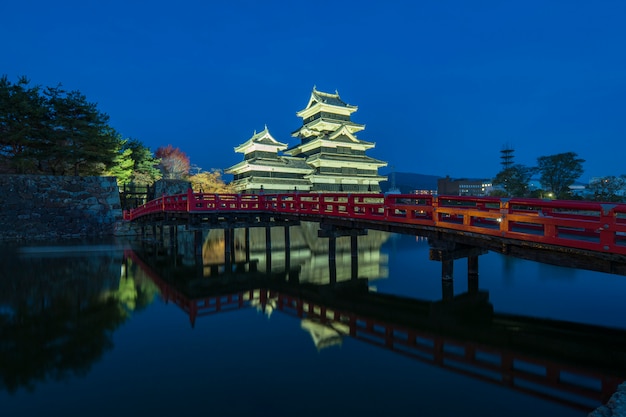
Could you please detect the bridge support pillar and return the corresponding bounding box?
[169,226,178,265]
[285,225,291,277]
[442,261,454,301]
[430,239,487,300]
[176,228,196,267]
[224,227,232,272]
[194,229,203,276]
[230,227,236,265]
[351,234,358,280]
[329,236,337,284]
[265,226,272,275]
[245,227,250,263]
[318,224,368,285]
[468,255,479,294]
[442,259,454,280]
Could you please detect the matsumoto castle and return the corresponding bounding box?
[225,87,388,193]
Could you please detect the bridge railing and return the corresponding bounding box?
[123,191,626,255]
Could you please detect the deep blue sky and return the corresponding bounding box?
[3,1,625,182]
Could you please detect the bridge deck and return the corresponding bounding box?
[124,191,626,260]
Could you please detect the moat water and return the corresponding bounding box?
[1,224,625,417]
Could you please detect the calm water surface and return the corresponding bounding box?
[1,226,625,417]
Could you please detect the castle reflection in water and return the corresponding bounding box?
[1,225,626,416]
[198,221,390,284]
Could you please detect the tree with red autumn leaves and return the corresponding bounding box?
[155,144,190,179]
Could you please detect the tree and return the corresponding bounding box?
[492,164,535,197]
[189,169,235,193]
[155,145,190,179]
[0,76,122,176]
[489,189,508,197]
[587,175,625,202]
[536,152,585,199]
[122,138,161,185]
[42,86,120,176]
[105,143,134,185]
[0,76,46,173]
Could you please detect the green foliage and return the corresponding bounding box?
[0,76,46,173]
[492,164,536,197]
[106,146,134,185]
[122,138,161,185]
[536,152,585,199]
[0,75,123,176]
[489,189,508,197]
[587,175,625,202]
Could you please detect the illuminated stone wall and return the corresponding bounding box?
[0,175,122,241]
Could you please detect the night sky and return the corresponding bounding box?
[3,0,625,182]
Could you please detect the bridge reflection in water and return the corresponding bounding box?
[128,223,626,413]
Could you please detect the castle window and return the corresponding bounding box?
[337,146,351,154]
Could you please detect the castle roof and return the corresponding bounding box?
[306,152,387,168]
[234,126,287,153]
[309,87,356,109]
[283,131,375,155]
[225,155,312,175]
[297,87,358,119]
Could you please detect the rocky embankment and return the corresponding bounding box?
[589,383,626,416]
[0,175,123,241]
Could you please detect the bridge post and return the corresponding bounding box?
[224,227,232,273]
[284,225,291,276]
[468,255,479,294]
[600,204,618,251]
[351,234,358,280]
[329,236,337,284]
[170,225,178,265]
[430,239,487,301]
[442,259,453,281]
[245,227,250,263]
[265,225,272,275]
[499,198,510,234]
[442,260,454,301]
[194,229,203,274]
[230,227,236,268]
[175,228,197,267]
[317,224,367,285]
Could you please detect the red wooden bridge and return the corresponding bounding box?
[124,190,626,258]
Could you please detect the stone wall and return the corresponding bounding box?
[0,175,123,241]
[589,382,626,416]
[153,179,192,196]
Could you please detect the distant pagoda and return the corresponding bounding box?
[225,126,312,194]
[286,87,387,192]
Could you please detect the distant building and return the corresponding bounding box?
[226,87,387,193]
[413,188,437,195]
[569,183,587,198]
[437,176,493,196]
